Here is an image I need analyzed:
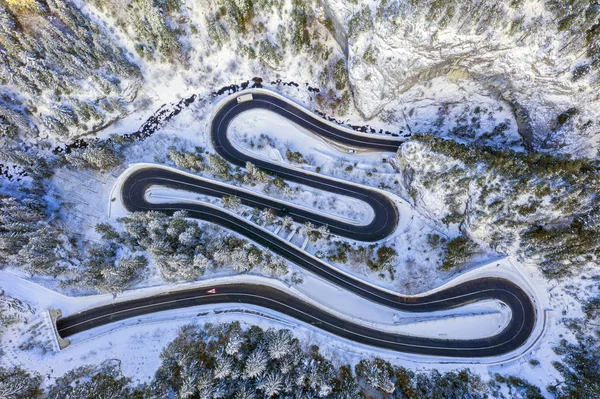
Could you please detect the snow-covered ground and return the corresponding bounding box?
[0,84,570,399]
[1,0,598,396]
[324,0,600,157]
[0,253,551,383]
[228,107,397,180]
[2,100,556,389]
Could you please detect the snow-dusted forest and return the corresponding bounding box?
[1,0,600,397]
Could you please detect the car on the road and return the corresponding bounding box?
[237,94,253,103]
[347,148,356,154]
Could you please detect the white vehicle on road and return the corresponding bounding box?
[347,148,356,154]
[237,94,253,103]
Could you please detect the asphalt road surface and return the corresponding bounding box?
[57,91,536,357]
[58,280,534,358]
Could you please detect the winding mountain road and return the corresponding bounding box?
[56,90,536,358]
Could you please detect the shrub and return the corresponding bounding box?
[494,374,544,399]
[556,107,578,127]
[427,233,445,248]
[222,195,242,210]
[583,297,600,320]
[441,235,478,270]
[347,6,374,39]
[572,64,590,81]
[285,149,306,164]
[333,59,347,90]
[363,44,377,64]
[367,246,398,271]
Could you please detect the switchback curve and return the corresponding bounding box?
[58,89,536,358]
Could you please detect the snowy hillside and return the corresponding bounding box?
[0,0,599,398]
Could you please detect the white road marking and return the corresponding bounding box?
[80,92,535,356]
[60,290,525,352]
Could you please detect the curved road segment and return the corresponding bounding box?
[57,91,536,357]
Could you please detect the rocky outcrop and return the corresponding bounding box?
[318,0,348,56]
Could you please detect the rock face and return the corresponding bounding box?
[318,0,348,56]
[321,0,600,156]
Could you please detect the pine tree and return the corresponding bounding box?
[66,141,124,171]
[222,195,242,211]
[244,350,268,378]
[96,255,147,294]
[95,223,120,241]
[0,366,43,399]
[247,247,265,267]
[266,329,293,360]
[208,154,232,180]
[259,208,277,226]
[0,208,36,264]
[225,333,245,356]
[168,148,205,172]
[265,256,287,276]
[192,254,210,275]
[355,358,395,394]
[232,247,252,272]
[46,360,134,399]
[19,226,64,276]
[234,386,256,399]
[177,374,196,399]
[245,162,270,183]
[214,246,252,273]
[157,254,195,281]
[213,354,234,380]
[331,365,361,399]
[258,372,284,397]
[195,370,214,393]
[281,216,294,230]
[178,226,201,247]
[302,222,328,242]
